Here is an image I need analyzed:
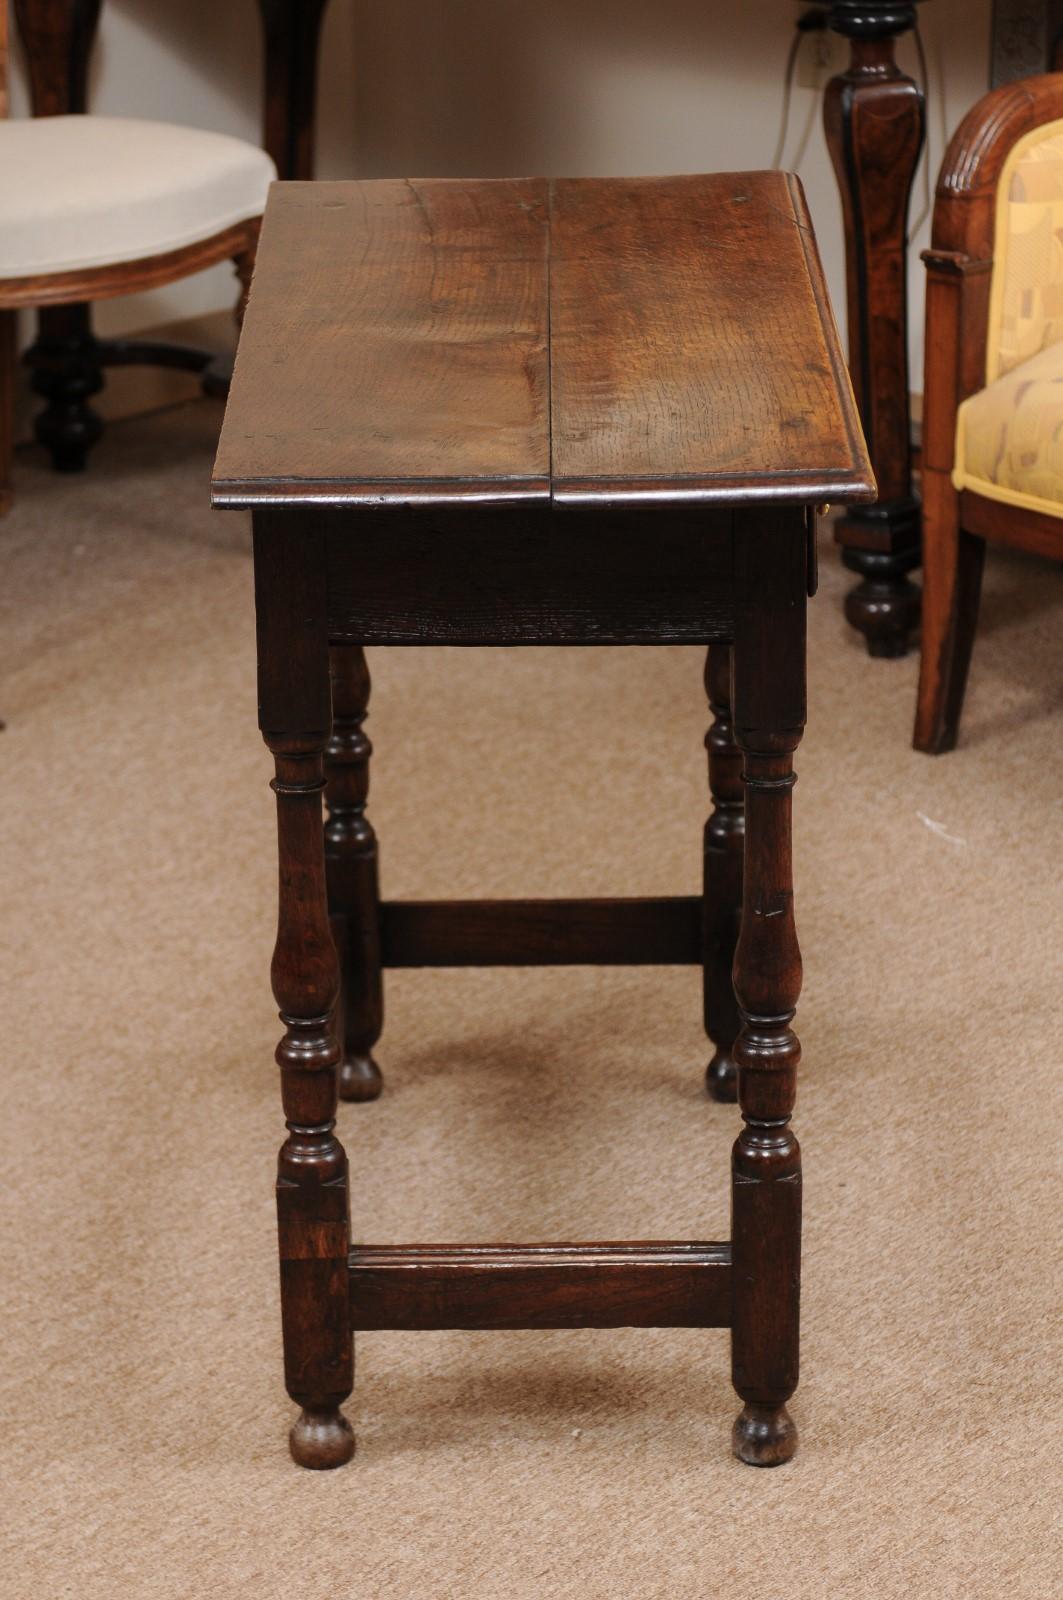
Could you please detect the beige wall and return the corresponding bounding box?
[9,0,993,388]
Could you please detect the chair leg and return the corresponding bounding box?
[914,470,986,754]
[326,644,384,1103]
[702,645,743,1103]
[0,309,15,515]
[25,304,104,473]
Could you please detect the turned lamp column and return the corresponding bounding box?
[824,1,926,657]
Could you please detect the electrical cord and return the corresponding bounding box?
[773,6,933,233]
[772,6,828,171]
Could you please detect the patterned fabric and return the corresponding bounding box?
[988,119,1063,382]
[954,338,1063,517]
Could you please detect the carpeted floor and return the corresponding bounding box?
[2,401,1061,1598]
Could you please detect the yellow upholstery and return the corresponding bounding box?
[953,339,1063,516]
[987,118,1063,382]
[952,116,1063,517]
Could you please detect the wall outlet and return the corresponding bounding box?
[796,28,846,90]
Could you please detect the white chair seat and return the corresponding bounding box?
[0,115,275,280]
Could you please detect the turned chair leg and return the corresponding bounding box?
[0,309,14,516]
[267,727,355,1468]
[914,471,986,754]
[326,643,384,1103]
[25,304,104,473]
[702,645,743,1103]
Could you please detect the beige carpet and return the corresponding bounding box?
[2,401,1061,1598]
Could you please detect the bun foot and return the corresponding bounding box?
[705,1047,738,1103]
[732,1403,797,1467]
[290,1408,355,1469]
[339,1053,383,1102]
[842,571,921,660]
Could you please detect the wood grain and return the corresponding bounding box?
[549,172,871,507]
[379,897,703,968]
[348,1243,732,1331]
[213,174,874,510]
[214,179,552,506]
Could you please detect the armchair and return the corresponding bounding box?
[916,72,1063,752]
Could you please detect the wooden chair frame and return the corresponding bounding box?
[0,0,261,512]
[916,71,1063,752]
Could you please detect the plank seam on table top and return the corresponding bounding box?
[211,174,875,508]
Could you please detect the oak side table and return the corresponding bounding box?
[212,174,874,1470]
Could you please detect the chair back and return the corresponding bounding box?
[986,117,1063,382]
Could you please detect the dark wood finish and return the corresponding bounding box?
[258,0,329,181]
[1,226,260,480]
[326,643,383,1103]
[548,175,870,507]
[254,516,354,1471]
[960,487,1063,557]
[11,1,104,473]
[217,179,551,505]
[729,504,806,1467]
[12,0,99,115]
[825,2,925,657]
[379,897,703,969]
[915,73,1063,753]
[216,175,870,1467]
[0,310,13,515]
[320,507,736,646]
[214,176,873,511]
[702,645,743,1103]
[0,9,10,511]
[349,1243,732,1331]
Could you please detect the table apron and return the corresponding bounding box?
[320,506,737,646]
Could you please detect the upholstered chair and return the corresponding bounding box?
[0,0,275,512]
[916,73,1063,752]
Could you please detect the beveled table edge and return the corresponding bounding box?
[211,468,876,512]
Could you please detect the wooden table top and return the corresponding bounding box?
[213,173,874,512]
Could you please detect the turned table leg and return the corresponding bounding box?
[326,643,384,1103]
[267,728,354,1467]
[729,509,806,1465]
[24,305,104,473]
[702,645,743,1103]
[729,730,803,1465]
[256,516,355,1468]
[825,1,925,657]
